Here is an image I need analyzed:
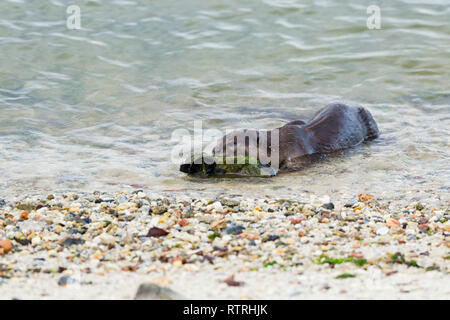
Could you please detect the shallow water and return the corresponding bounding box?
[0,0,449,201]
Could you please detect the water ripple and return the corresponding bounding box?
[51,32,109,47]
[97,55,135,68]
[0,0,448,198]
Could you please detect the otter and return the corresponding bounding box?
[180,103,379,177]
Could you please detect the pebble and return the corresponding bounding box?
[376,226,390,236]
[134,283,184,300]
[220,199,239,207]
[62,238,85,247]
[223,224,245,235]
[386,218,401,228]
[99,233,116,247]
[263,235,280,242]
[31,236,41,246]
[147,227,169,237]
[58,276,77,287]
[0,239,13,254]
[211,201,224,212]
[321,203,335,210]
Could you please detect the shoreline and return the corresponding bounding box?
[1,191,449,299]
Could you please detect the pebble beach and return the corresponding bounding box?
[1,0,450,302]
[1,190,449,299]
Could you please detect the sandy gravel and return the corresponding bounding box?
[0,191,449,300]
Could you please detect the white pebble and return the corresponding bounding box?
[376,226,389,236]
[31,236,41,246]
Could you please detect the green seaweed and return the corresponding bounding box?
[336,273,356,279]
[263,261,278,268]
[391,252,406,264]
[408,260,419,267]
[390,252,419,267]
[425,265,439,271]
[208,231,221,241]
[313,255,367,267]
[353,258,368,267]
[15,202,36,211]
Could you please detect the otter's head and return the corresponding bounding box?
[179,153,276,178]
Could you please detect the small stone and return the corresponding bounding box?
[376,226,389,236]
[62,238,85,247]
[443,222,450,233]
[344,203,354,208]
[150,206,168,215]
[53,225,64,234]
[240,232,258,240]
[211,201,223,212]
[223,274,245,287]
[58,276,77,287]
[220,199,239,207]
[211,219,227,231]
[418,224,430,232]
[321,203,334,210]
[386,218,401,228]
[20,211,29,220]
[47,194,55,200]
[31,236,41,246]
[0,239,13,254]
[418,217,428,224]
[177,218,189,227]
[146,227,169,238]
[407,234,417,241]
[182,206,193,218]
[263,234,280,242]
[134,283,184,300]
[99,233,116,247]
[415,203,425,211]
[117,195,128,203]
[358,194,373,202]
[290,218,305,225]
[223,224,245,235]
